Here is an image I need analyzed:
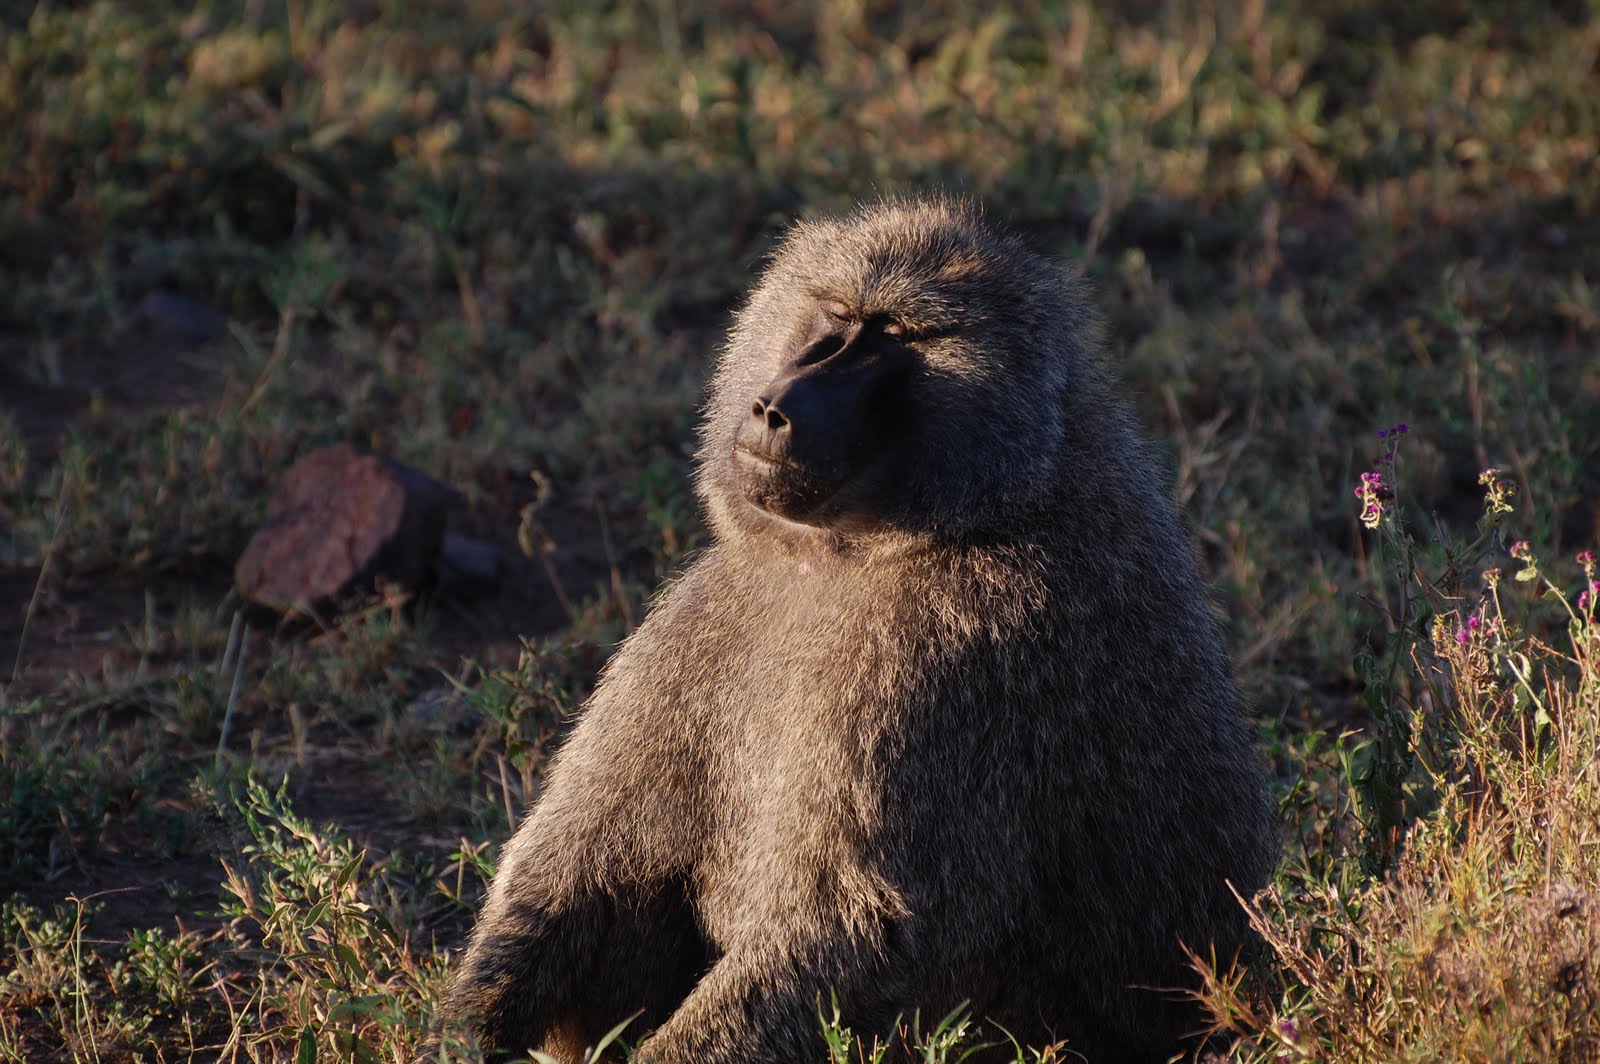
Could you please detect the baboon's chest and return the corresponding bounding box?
[680,569,917,913]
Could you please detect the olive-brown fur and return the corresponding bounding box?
[446,197,1274,1063]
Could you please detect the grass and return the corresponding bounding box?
[1201,452,1600,1061]
[1,0,1597,1060]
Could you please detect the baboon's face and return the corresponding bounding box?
[701,200,1088,541]
[729,298,918,525]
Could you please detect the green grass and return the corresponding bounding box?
[2,1,1598,1060]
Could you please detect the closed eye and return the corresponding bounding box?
[820,299,852,322]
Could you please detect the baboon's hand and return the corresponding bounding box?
[634,935,899,1064]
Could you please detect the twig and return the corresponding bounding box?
[496,753,517,831]
[216,624,249,773]
[7,470,69,694]
[216,609,244,687]
[517,486,578,623]
[537,547,580,624]
[240,303,297,417]
[596,504,636,630]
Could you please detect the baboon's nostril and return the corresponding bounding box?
[751,396,789,432]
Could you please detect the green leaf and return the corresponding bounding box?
[587,1009,643,1061]
[333,1031,381,1064]
[335,852,365,891]
[333,942,363,973]
[328,994,389,1021]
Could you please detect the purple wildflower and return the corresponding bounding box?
[1355,469,1392,530]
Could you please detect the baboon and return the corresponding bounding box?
[447,197,1274,1064]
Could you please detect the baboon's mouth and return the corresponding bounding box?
[731,444,846,521]
[731,443,804,474]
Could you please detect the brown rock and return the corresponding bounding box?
[235,444,461,615]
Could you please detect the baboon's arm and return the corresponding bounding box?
[445,880,608,1050]
[633,935,900,1064]
[447,667,713,1051]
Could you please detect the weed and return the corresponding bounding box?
[1198,432,1600,1062]
[217,777,455,1062]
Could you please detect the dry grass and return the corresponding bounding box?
[1,1,1598,1060]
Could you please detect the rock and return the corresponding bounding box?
[235,444,461,615]
[438,533,503,596]
[405,687,476,728]
[126,290,227,346]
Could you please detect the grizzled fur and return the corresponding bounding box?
[446,198,1274,1063]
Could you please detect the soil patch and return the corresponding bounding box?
[0,316,226,454]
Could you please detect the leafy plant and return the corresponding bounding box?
[1200,431,1600,1062]
[218,778,457,1062]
